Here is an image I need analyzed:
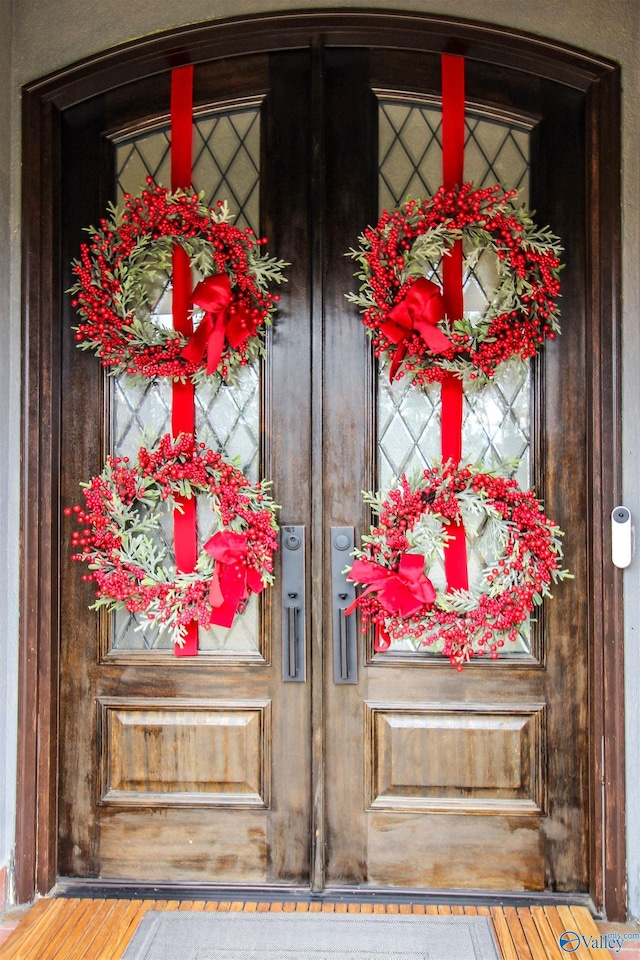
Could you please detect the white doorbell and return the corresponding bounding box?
[611,506,633,568]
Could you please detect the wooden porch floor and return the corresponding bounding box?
[0,897,623,960]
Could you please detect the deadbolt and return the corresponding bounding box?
[284,530,301,550]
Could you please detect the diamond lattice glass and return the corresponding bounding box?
[377,102,533,654]
[111,107,261,653]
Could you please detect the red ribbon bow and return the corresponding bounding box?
[204,530,265,628]
[346,554,436,652]
[382,277,451,381]
[181,274,257,375]
[345,553,436,619]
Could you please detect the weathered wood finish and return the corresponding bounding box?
[322,51,593,896]
[98,699,271,806]
[18,11,623,918]
[53,58,313,887]
[321,46,377,892]
[366,703,545,814]
[584,63,625,921]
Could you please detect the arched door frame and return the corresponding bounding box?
[17,10,624,918]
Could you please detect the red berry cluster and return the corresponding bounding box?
[349,464,568,668]
[353,183,562,385]
[69,180,280,381]
[65,434,279,633]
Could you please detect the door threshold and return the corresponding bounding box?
[52,878,599,916]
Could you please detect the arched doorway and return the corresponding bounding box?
[18,12,624,917]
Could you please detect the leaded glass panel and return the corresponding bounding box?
[377,101,533,654]
[111,107,261,653]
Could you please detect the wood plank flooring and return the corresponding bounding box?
[0,898,617,959]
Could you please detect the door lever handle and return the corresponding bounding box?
[288,604,299,677]
[339,606,350,680]
[282,526,305,682]
[331,527,357,684]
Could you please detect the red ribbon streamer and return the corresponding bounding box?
[373,624,391,653]
[204,531,266,628]
[171,66,194,193]
[181,275,258,376]
[384,278,451,382]
[170,65,199,656]
[442,55,465,191]
[171,246,196,439]
[440,54,469,593]
[441,373,463,469]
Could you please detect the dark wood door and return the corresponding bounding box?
[58,55,314,885]
[321,53,589,894]
[58,45,589,893]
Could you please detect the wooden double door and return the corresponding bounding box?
[58,43,592,894]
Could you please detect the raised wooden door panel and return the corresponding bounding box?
[323,52,588,892]
[98,699,272,807]
[57,56,313,884]
[365,703,546,814]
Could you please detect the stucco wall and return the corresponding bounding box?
[2,0,639,917]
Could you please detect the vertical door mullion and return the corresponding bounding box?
[321,48,378,886]
[309,40,326,892]
[262,50,315,883]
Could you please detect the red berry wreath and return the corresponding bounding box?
[346,464,570,668]
[70,180,287,384]
[347,183,563,386]
[65,433,279,646]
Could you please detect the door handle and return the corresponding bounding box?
[331,526,358,684]
[281,525,305,681]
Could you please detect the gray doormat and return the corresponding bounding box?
[122,910,501,960]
